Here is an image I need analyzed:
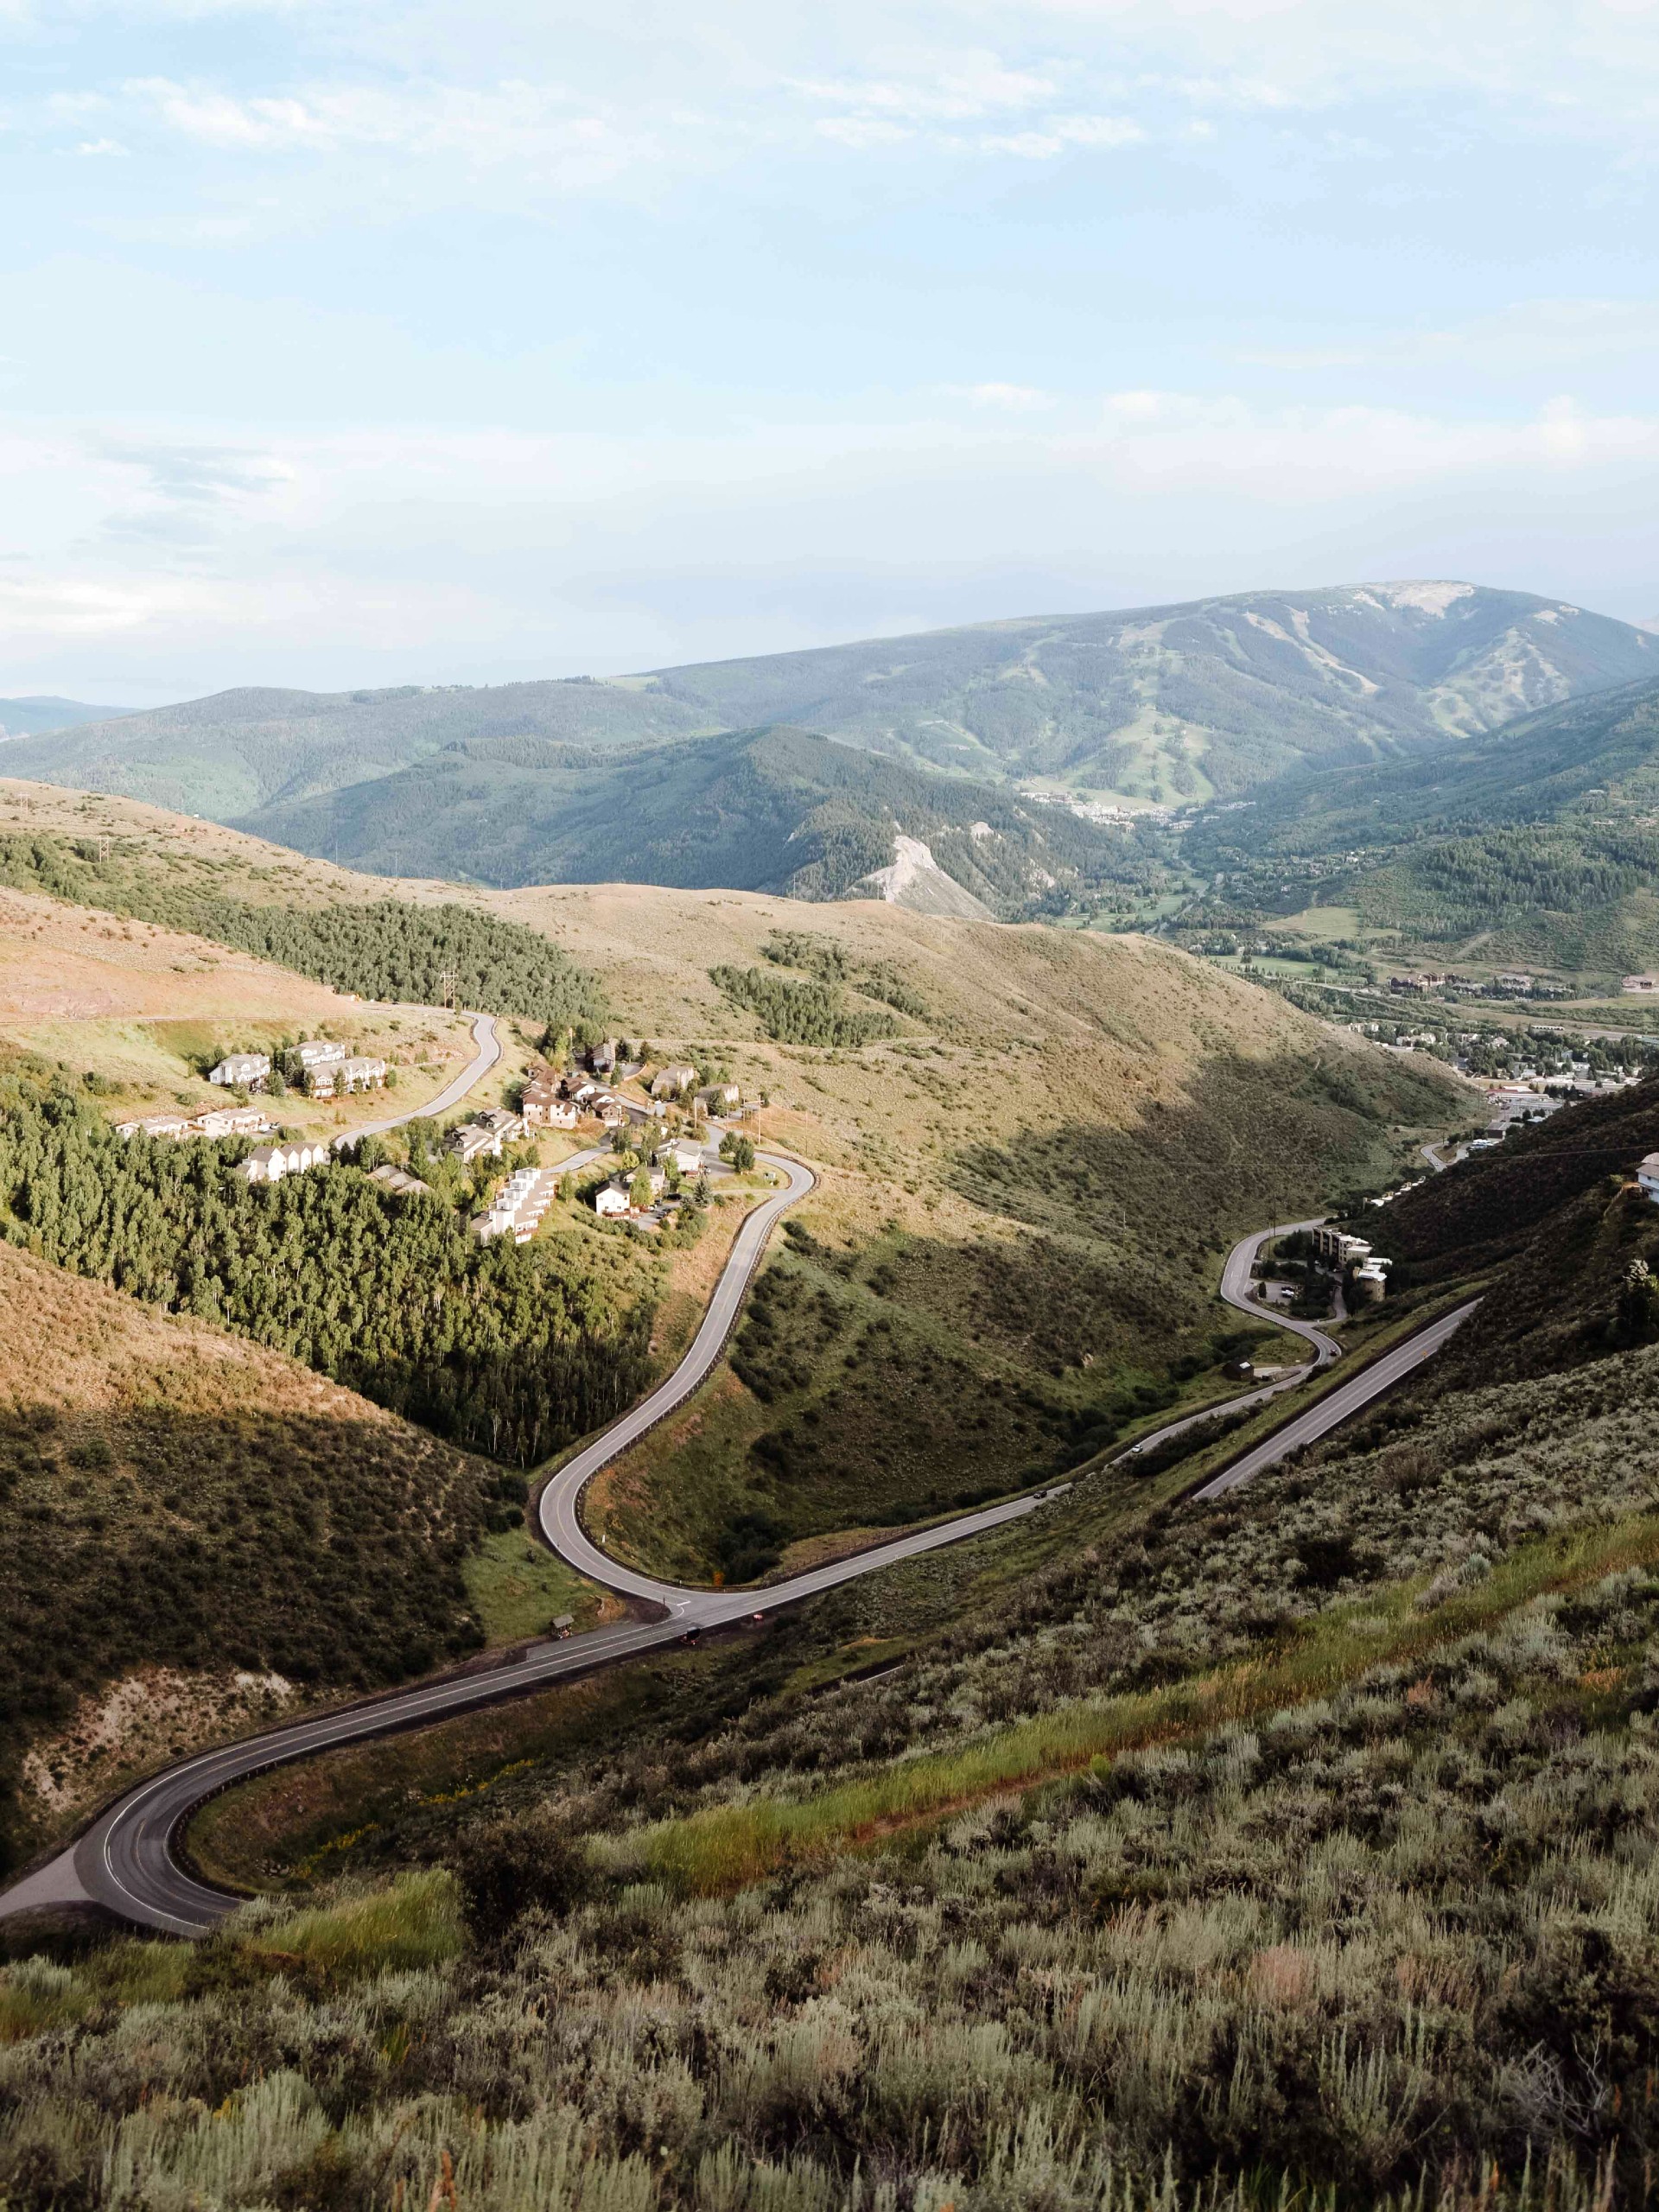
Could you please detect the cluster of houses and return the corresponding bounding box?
[207,1039,388,1097]
[518,1058,743,1135]
[594,1136,707,1220]
[117,1103,275,1144]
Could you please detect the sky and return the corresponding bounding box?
[3,0,1658,705]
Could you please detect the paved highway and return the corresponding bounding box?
[0,1168,1471,1938]
[1193,1297,1478,1497]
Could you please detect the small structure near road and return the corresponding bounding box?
[1639,1153,1659,1205]
[1624,976,1659,995]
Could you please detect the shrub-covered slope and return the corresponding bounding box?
[13,1082,1659,2209]
[0,1238,518,1868]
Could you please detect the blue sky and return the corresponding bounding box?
[3,0,1658,702]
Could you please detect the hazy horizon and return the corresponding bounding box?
[4,1,1658,706]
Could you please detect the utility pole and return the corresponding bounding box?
[437,968,460,1012]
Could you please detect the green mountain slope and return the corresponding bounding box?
[1187,677,1659,971]
[242,724,1126,915]
[11,584,1655,823]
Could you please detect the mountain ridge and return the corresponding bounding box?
[8,582,1654,826]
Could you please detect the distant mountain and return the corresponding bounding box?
[8,583,1655,826]
[242,725,1119,918]
[1187,676,1659,975]
[0,679,709,822]
[1207,671,1659,852]
[0,696,133,741]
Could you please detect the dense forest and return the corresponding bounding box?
[709,963,899,1046]
[0,831,607,1028]
[0,1072,654,1465]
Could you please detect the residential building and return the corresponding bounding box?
[448,1121,505,1164]
[1624,976,1659,995]
[594,1166,666,1218]
[473,1164,560,1243]
[696,1082,742,1115]
[651,1062,698,1099]
[116,1113,194,1141]
[240,1139,329,1184]
[1309,1227,1373,1268]
[1640,1154,1659,1205]
[521,1069,578,1128]
[369,1164,433,1200]
[1494,973,1535,993]
[308,1056,387,1100]
[1351,1260,1391,1303]
[590,1039,619,1075]
[208,1052,270,1089]
[190,1106,274,1139]
[290,1039,348,1071]
[659,1138,706,1178]
[476,1107,526,1141]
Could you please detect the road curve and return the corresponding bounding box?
[333,1009,502,1148]
[0,1146,1057,1936]
[1121,1219,1341,1459]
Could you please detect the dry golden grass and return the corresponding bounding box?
[0,1237,398,1426]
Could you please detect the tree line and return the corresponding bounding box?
[0,832,608,1028]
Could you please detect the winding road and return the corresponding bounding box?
[0,1138,1473,1938]
[1120,1219,1343,1459]
[333,1008,503,1148]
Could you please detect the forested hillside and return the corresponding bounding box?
[0,829,607,1027]
[243,725,1121,915]
[10,585,1655,824]
[0,1066,657,1465]
[1182,676,1659,970]
[0,1236,518,1871]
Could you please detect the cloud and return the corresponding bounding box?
[4,387,1659,694]
[950,383,1058,411]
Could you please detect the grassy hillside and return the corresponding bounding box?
[0,1236,526,1868]
[15,1077,1659,2209]
[242,723,1123,914]
[11,586,1656,828]
[471,888,1461,1584]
